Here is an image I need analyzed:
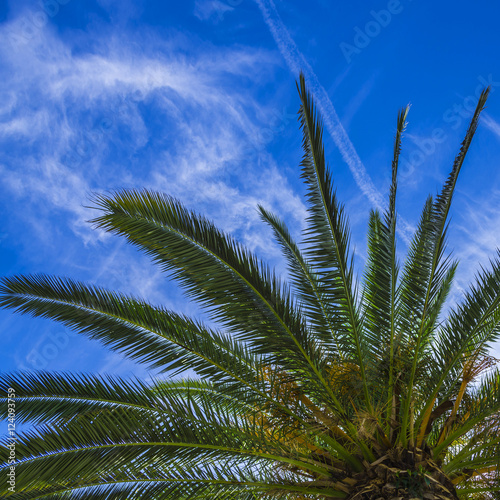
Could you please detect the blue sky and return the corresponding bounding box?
[1,0,500,380]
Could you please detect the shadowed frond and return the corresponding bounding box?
[258,205,342,357]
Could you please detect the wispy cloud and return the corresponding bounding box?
[194,0,234,21]
[455,190,500,270]
[0,9,306,296]
[0,7,314,374]
[482,113,500,140]
[340,71,379,130]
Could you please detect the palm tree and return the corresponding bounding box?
[1,75,499,499]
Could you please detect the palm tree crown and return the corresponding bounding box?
[1,75,499,499]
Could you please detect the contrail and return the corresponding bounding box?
[254,0,413,241]
[482,113,500,139]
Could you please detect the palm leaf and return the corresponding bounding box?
[297,74,369,410]
[258,205,342,358]
[397,89,490,445]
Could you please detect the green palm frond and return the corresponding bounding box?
[0,372,270,428]
[0,275,264,390]
[415,251,500,445]
[397,89,490,445]
[1,390,342,498]
[434,369,500,458]
[363,106,408,351]
[297,75,369,410]
[362,106,409,428]
[258,205,341,356]
[0,372,162,425]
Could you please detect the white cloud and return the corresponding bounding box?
[0,12,283,212]
[455,191,500,269]
[341,71,379,130]
[0,7,307,332]
[482,113,500,140]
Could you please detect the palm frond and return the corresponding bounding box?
[0,371,163,425]
[362,107,408,416]
[416,252,500,442]
[0,397,338,498]
[398,89,490,444]
[258,205,342,357]
[433,369,500,459]
[0,275,282,402]
[297,73,369,410]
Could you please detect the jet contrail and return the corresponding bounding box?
[254,0,413,241]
